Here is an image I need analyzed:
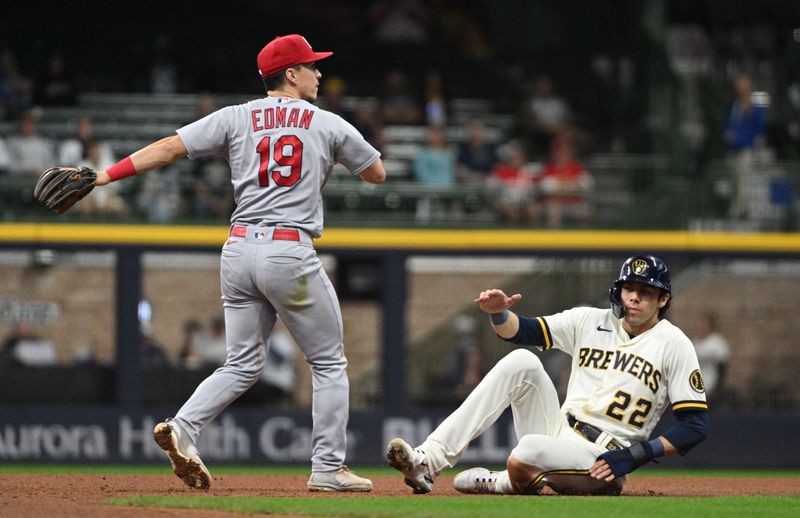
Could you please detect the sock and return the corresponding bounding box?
[413,448,427,466]
[418,440,447,477]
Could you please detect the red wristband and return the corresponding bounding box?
[106,156,137,182]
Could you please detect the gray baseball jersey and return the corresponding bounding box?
[171,96,380,472]
[177,96,380,236]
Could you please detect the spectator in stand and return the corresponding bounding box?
[456,120,499,184]
[319,78,379,182]
[319,76,353,120]
[82,140,116,173]
[34,52,77,106]
[58,116,115,167]
[5,110,54,176]
[185,95,234,220]
[520,74,572,156]
[0,137,9,174]
[193,94,215,121]
[149,33,179,94]
[351,105,386,154]
[723,73,768,219]
[178,318,204,369]
[430,1,491,61]
[190,159,233,219]
[190,315,228,368]
[58,115,127,216]
[0,48,32,120]
[136,167,183,223]
[381,69,423,125]
[1,321,57,367]
[489,140,538,224]
[75,140,129,217]
[413,126,456,222]
[423,69,447,128]
[141,323,171,369]
[413,126,455,186]
[259,328,298,398]
[537,132,594,228]
[691,313,730,400]
[446,315,484,397]
[369,0,430,45]
[781,74,800,160]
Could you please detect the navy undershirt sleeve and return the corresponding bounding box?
[503,315,548,348]
[661,410,709,455]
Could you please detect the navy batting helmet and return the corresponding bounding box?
[608,255,672,318]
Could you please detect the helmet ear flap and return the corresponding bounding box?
[609,284,624,318]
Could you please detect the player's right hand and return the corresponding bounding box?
[474,289,522,313]
[93,170,112,186]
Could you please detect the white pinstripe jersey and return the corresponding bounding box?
[538,307,708,445]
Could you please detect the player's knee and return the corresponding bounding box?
[496,348,543,375]
[235,363,263,385]
[511,434,548,464]
[306,354,348,373]
[226,353,265,384]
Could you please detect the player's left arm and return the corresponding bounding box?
[591,331,710,482]
[95,135,187,186]
[589,409,708,481]
[333,114,385,184]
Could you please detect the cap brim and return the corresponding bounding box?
[258,51,335,78]
[311,51,333,62]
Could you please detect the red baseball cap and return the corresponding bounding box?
[257,34,333,78]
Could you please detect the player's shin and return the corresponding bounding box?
[506,457,542,494]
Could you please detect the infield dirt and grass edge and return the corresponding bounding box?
[2,468,799,517]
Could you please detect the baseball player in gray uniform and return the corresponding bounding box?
[388,255,709,495]
[92,34,386,491]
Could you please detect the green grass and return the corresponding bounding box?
[108,495,800,518]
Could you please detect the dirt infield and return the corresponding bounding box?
[0,473,798,517]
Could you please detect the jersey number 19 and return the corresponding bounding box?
[257,135,303,187]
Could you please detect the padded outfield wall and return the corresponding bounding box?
[0,224,798,466]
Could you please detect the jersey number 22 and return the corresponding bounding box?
[605,390,653,429]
